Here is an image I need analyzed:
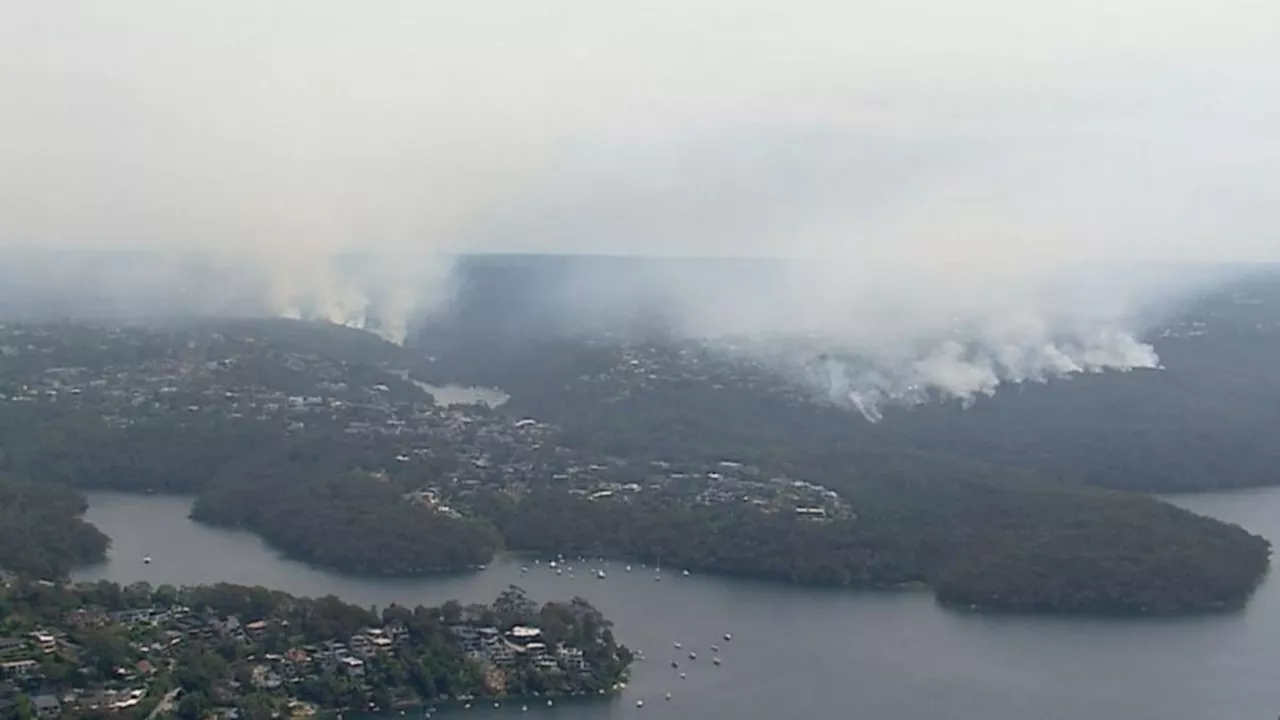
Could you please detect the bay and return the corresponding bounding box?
[72,490,1280,719]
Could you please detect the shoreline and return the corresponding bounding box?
[72,489,1272,619]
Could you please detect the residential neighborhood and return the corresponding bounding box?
[0,577,631,719]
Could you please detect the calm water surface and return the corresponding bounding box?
[412,382,510,408]
[73,490,1280,720]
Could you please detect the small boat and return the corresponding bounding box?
[549,560,558,568]
[688,651,696,660]
[547,700,554,707]
[493,702,500,708]
[724,633,732,641]
[521,566,528,573]
[521,705,528,712]
[674,641,682,649]
[142,555,152,564]
[626,564,632,572]
[670,660,679,668]
[597,570,606,579]
[682,569,690,577]
[463,703,471,710]
[713,657,722,666]
[711,644,719,652]
[636,700,644,708]
[679,672,686,679]
[665,693,671,701]
[556,568,563,576]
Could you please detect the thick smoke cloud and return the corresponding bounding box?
[2,2,1278,406]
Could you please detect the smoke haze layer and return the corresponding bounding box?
[3,2,1279,402]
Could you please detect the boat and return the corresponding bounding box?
[711,644,719,652]
[521,705,527,712]
[597,569,606,579]
[724,633,732,641]
[682,569,690,577]
[636,700,644,708]
[713,657,722,666]
[688,651,696,660]
[626,564,632,572]
[679,672,686,679]
[671,660,679,668]
[547,700,554,707]
[665,693,672,701]
[142,555,152,564]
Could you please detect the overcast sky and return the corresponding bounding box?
[2,0,1278,263]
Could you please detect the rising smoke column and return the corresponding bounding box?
[255,252,454,345]
[2,2,1276,384]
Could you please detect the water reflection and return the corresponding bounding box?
[413,382,510,408]
[71,490,1280,720]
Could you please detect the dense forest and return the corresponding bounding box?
[190,436,501,575]
[0,476,108,577]
[489,462,1269,614]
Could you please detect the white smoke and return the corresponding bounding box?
[1,1,1277,396]
[545,255,1218,419]
[776,320,1164,421]
[246,252,456,345]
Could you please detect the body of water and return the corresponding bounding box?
[73,490,1280,720]
[414,382,510,408]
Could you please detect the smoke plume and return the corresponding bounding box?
[2,1,1278,404]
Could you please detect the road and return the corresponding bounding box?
[145,688,181,720]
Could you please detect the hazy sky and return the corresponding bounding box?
[3,0,1278,263]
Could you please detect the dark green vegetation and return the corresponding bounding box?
[0,577,629,719]
[190,436,501,575]
[0,269,1277,615]
[491,464,1268,615]
[0,477,108,578]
